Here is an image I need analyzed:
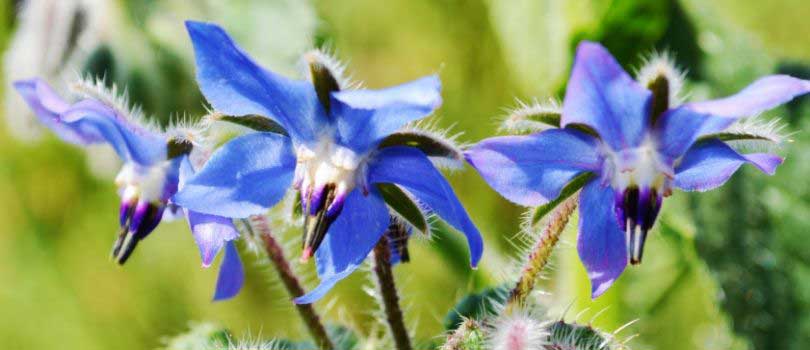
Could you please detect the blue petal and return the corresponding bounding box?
[213,240,244,301]
[14,79,166,165]
[294,189,390,304]
[185,21,325,143]
[465,128,601,206]
[674,139,783,192]
[173,132,296,218]
[685,75,810,118]
[653,106,736,161]
[577,179,627,298]
[562,42,652,150]
[331,75,441,152]
[369,146,483,267]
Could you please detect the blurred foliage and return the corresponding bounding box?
[1,0,810,349]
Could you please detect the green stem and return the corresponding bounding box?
[372,234,412,350]
[506,197,578,311]
[243,216,335,350]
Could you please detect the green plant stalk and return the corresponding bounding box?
[243,216,335,350]
[506,197,578,311]
[372,234,413,350]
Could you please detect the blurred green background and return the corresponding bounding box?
[1,0,810,349]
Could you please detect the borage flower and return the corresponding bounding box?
[14,78,244,300]
[173,21,482,303]
[466,42,810,297]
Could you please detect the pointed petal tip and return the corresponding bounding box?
[590,278,615,299]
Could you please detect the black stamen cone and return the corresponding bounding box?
[622,187,660,265]
[302,184,340,260]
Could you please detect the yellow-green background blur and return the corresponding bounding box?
[1,0,810,349]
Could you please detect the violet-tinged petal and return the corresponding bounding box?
[213,240,244,301]
[295,189,389,304]
[172,132,296,218]
[14,79,166,166]
[187,211,239,267]
[577,179,627,298]
[674,139,783,192]
[685,75,810,118]
[185,21,325,143]
[369,146,483,267]
[331,75,441,152]
[562,41,652,150]
[465,128,601,207]
[13,78,93,145]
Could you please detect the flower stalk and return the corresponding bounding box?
[244,216,335,350]
[506,197,578,311]
[372,234,413,350]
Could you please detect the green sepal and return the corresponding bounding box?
[378,131,463,164]
[219,115,288,135]
[530,172,593,227]
[376,183,428,234]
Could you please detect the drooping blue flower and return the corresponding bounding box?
[14,78,243,300]
[173,21,483,304]
[466,42,810,297]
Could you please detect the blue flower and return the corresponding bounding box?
[466,42,810,298]
[14,78,243,301]
[173,21,483,304]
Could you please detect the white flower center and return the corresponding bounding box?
[603,141,671,192]
[294,137,363,201]
[115,162,171,204]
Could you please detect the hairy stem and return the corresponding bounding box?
[372,235,412,350]
[506,197,578,311]
[243,216,334,350]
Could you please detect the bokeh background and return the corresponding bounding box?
[1,0,810,349]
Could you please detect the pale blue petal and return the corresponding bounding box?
[674,139,783,192]
[685,75,810,118]
[465,128,601,206]
[562,42,652,150]
[369,146,483,267]
[331,75,441,152]
[173,132,296,218]
[185,21,325,143]
[14,78,96,145]
[213,240,244,301]
[577,179,627,298]
[294,189,389,304]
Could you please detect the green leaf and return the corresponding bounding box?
[377,131,463,164]
[376,183,428,233]
[443,284,509,330]
[530,172,593,226]
[219,115,288,135]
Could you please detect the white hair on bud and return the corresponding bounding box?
[488,309,550,350]
[69,74,162,133]
[499,98,561,134]
[635,50,687,107]
[723,115,791,153]
[301,47,361,90]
